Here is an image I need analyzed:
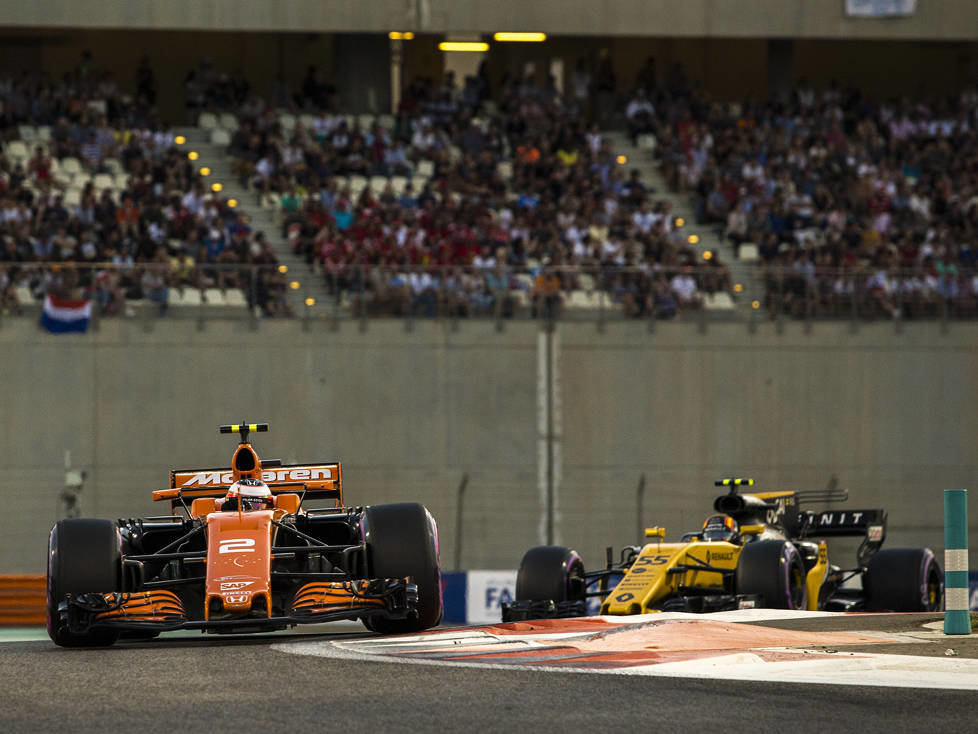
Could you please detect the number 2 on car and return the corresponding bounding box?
[219,538,256,553]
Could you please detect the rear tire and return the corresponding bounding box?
[864,548,943,612]
[362,503,442,634]
[735,540,808,610]
[515,546,586,603]
[47,519,122,647]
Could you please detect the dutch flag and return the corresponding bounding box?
[40,294,92,334]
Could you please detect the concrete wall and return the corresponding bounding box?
[4,1,978,40]
[2,317,977,575]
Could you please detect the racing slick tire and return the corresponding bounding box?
[864,547,943,612]
[362,503,442,634]
[47,518,122,647]
[515,546,586,604]
[735,540,808,610]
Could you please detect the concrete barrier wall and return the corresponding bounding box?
[2,318,976,574]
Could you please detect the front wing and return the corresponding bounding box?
[54,578,418,636]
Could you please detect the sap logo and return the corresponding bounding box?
[183,467,333,486]
[485,586,514,609]
[220,581,253,591]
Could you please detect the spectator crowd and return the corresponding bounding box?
[653,74,978,319]
[0,53,292,319]
[5,48,978,323]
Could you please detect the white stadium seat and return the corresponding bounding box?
[738,243,759,262]
[198,112,218,130]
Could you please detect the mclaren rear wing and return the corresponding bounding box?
[152,462,343,510]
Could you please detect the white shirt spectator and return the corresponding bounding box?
[670,273,698,304]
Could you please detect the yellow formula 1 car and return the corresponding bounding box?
[502,479,943,621]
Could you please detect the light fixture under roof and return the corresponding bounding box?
[493,32,546,42]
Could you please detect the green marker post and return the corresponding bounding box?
[944,489,971,635]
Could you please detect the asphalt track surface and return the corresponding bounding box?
[2,614,976,733]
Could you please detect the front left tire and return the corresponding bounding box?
[47,518,122,647]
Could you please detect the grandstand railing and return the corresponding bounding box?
[2,262,977,328]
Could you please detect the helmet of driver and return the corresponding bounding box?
[702,514,739,542]
[221,478,273,512]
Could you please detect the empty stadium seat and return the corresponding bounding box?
[63,188,82,207]
[203,288,227,305]
[349,175,367,194]
[36,126,51,142]
[703,292,735,310]
[224,289,247,307]
[637,134,657,151]
[218,113,239,131]
[17,125,36,142]
[738,243,759,262]
[298,113,316,130]
[390,175,408,194]
[416,160,434,178]
[15,285,34,305]
[278,113,296,132]
[369,175,389,194]
[497,161,513,179]
[93,173,114,191]
[357,113,375,130]
[377,114,396,130]
[175,289,202,307]
[210,128,231,145]
[60,157,82,176]
[6,141,28,161]
[198,112,218,130]
[565,290,601,309]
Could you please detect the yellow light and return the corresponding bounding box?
[290,281,300,290]
[305,297,316,307]
[188,151,199,161]
[751,300,760,309]
[278,265,288,274]
[493,32,547,42]
[389,32,415,40]
[438,42,489,52]
[174,135,186,145]
[688,234,699,245]
[199,167,211,176]
[702,250,713,261]
[733,283,743,293]
[227,198,238,208]
[211,182,223,193]
[616,155,627,165]
[675,217,685,227]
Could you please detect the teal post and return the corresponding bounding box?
[944,489,971,635]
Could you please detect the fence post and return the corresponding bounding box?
[944,489,971,635]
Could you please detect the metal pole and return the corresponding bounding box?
[944,489,971,635]
[454,473,468,571]
[545,323,555,545]
[636,474,646,543]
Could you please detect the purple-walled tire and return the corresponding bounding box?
[515,546,586,603]
[864,547,943,612]
[735,539,808,610]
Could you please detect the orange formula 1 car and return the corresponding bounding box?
[46,423,441,647]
